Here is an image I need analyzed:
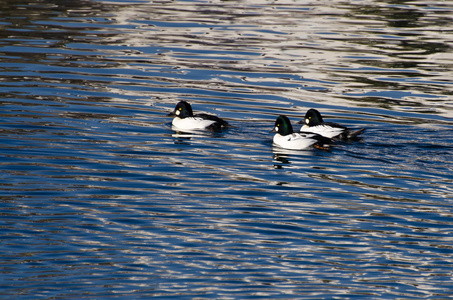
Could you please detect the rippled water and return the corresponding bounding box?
[1,0,453,298]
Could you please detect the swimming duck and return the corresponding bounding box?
[272,115,332,150]
[298,108,365,139]
[168,101,229,131]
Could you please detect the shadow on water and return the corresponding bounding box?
[1,0,453,298]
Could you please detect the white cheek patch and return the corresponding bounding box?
[175,110,180,116]
[305,119,309,124]
[275,126,279,132]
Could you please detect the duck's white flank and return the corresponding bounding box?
[273,132,319,150]
[172,116,216,130]
[300,124,345,139]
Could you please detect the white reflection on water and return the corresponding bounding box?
[106,0,453,118]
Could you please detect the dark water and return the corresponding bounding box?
[1,0,453,298]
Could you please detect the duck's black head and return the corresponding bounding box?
[271,115,294,135]
[304,108,324,126]
[168,101,194,118]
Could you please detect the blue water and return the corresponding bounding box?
[1,0,453,298]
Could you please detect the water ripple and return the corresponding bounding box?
[1,0,453,298]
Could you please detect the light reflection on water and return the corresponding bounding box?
[1,0,453,298]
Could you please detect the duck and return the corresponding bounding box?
[298,108,365,139]
[168,101,229,131]
[272,115,332,150]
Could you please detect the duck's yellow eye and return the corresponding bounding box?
[179,108,182,110]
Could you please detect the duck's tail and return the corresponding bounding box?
[344,128,365,139]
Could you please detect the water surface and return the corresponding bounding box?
[1,0,453,298]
